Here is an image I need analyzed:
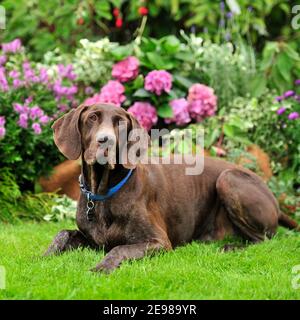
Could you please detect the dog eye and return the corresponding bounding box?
[88,114,98,122]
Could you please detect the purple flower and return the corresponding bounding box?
[128,102,158,131]
[288,112,299,120]
[165,98,191,126]
[226,12,233,19]
[9,70,20,78]
[18,113,28,128]
[1,39,22,53]
[112,56,139,83]
[13,79,24,89]
[277,107,286,115]
[188,83,217,122]
[0,67,9,91]
[39,68,49,84]
[32,122,42,134]
[0,116,5,127]
[25,96,33,105]
[39,115,50,124]
[85,86,94,95]
[0,55,7,65]
[224,32,231,41]
[275,96,284,102]
[284,90,295,98]
[295,79,300,86]
[145,70,172,95]
[220,1,225,12]
[30,106,44,120]
[14,103,24,113]
[58,104,69,113]
[57,64,76,81]
[0,126,5,139]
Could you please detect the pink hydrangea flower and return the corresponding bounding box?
[32,122,42,134]
[165,98,191,126]
[112,56,139,82]
[1,39,22,53]
[84,94,103,106]
[187,84,217,122]
[144,70,172,95]
[84,80,125,107]
[127,102,158,131]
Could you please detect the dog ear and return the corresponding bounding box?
[52,105,88,160]
[122,112,150,169]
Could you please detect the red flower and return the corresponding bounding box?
[115,17,123,28]
[76,17,84,25]
[138,6,148,16]
[113,8,120,17]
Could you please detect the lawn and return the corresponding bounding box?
[0,221,300,300]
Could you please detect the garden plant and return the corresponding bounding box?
[0,0,300,301]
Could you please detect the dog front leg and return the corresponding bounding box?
[44,229,94,256]
[91,241,170,273]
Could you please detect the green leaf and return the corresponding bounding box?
[157,104,173,118]
[173,74,193,90]
[111,45,134,60]
[132,75,144,89]
[250,75,267,97]
[133,88,152,98]
[161,35,180,54]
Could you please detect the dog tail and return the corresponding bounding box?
[278,212,300,231]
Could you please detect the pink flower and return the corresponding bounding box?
[39,115,50,124]
[112,56,139,82]
[1,39,22,53]
[0,55,6,65]
[85,80,126,107]
[165,98,191,126]
[144,70,172,95]
[9,70,20,78]
[32,122,42,134]
[18,113,28,128]
[84,94,103,106]
[30,106,44,120]
[187,84,217,122]
[0,67,9,91]
[127,102,158,131]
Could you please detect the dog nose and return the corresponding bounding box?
[96,133,115,145]
[97,135,108,143]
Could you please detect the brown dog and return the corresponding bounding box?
[45,104,299,273]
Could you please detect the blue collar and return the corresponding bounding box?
[79,169,134,202]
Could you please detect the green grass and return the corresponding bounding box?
[0,221,300,300]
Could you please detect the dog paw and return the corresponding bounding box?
[90,258,119,274]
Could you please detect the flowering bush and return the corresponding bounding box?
[84,44,218,131]
[0,39,86,189]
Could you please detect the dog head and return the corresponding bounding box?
[52,103,149,169]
